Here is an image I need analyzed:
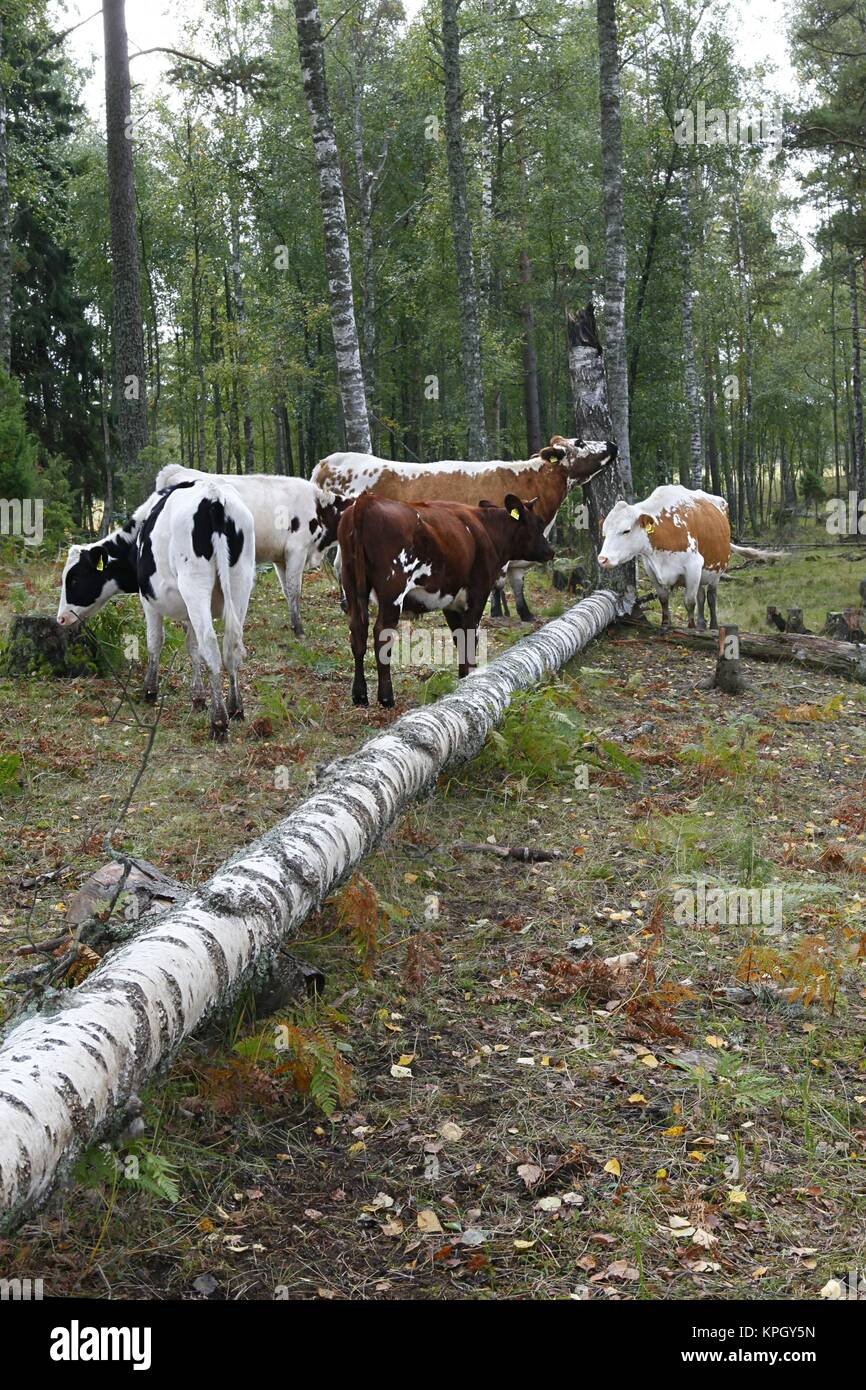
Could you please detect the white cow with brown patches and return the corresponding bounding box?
[313,436,617,621]
[599,485,779,630]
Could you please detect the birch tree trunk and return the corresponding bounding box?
[294,0,371,454]
[0,13,11,375]
[732,178,757,527]
[850,257,865,505]
[230,201,255,472]
[595,0,632,494]
[567,302,634,600]
[441,0,487,459]
[102,0,148,480]
[678,165,703,489]
[0,591,629,1231]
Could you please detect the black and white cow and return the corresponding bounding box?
[57,479,256,739]
[155,465,349,637]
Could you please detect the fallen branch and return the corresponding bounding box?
[454,842,564,862]
[652,625,866,684]
[0,587,631,1231]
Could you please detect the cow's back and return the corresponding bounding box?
[315,452,565,522]
[645,492,731,572]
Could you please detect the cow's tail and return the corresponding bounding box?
[215,522,245,669]
[155,462,189,492]
[730,543,786,563]
[340,495,369,615]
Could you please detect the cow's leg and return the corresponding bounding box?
[373,601,400,707]
[489,578,510,618]
[143,606,164,702]
[224,562,253,722]
[684,563,702,631]
[184,623,207,710]
[284,550,306,637]
[274,555,305,638]
[349,596,369,707]
[444,610,468,676]
[179,577,229,739]
[508,563,533,621]
[695,585,708,632]
[706,579,720,631]
[334,547,348,614]
[654,585,672,630]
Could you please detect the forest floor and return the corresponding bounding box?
[1,536,865,1301]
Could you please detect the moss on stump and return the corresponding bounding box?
[0,614,112,678]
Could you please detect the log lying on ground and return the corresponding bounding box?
[653,625,866,684]
[0,586,630,1232]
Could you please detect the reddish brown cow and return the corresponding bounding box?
[314,435,616,620]
[339,493,555,707]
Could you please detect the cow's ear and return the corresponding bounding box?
[638,514,656,532]
[504,493,525,521]
[539,444,565,463]
[478,498,496,509]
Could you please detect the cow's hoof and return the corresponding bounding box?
[378,695,395,709]
[339,598,349,614]
[143,689,158,703]
[352,692,368,707]
[696,620,707,632]
[229,708,245,721]
[191,696,207,711]
[210,722,228,742]
[292,626,304,638]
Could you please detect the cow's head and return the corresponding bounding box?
[497,494,555,564]
[598,500,655,569]
[537,435,618,484]
[314,489,353,550]
[57,542,124,625]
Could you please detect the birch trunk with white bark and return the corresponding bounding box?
[596,0,632,495]
[0,591,629,1231]
[103,0,148,479]
[678,165,703,490]
[441,0,487,459]
[294,0,371,454]
[0,14,11,375]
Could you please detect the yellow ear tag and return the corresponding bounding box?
[510,508,520,520]
[96,554,104,571]
[645,522,655,535]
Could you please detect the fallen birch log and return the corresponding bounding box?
[0,586,630,1231]
[654,625,866,684]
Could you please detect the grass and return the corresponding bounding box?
[0,543,865,1300]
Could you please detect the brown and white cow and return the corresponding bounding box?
[314,435,616,620]
[338,493,554,707]
[598,485,779,630]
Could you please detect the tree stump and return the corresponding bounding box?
[0,615,110,677]
[823,609,866,642]
[786,607,809,634]
[712,624,746,694]
[766,605,786,632]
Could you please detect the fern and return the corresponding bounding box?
[334,873,385,977]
